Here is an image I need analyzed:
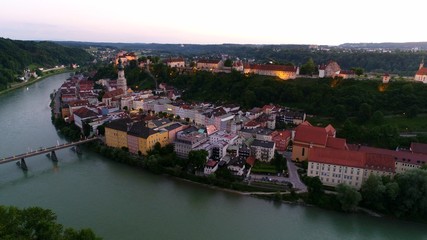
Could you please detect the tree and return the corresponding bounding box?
[0,206,101,240]
[215,167,234,181]
[395,169,427,218]
[360,175,385,211]
[332,104,347,122]
[371,110,384,125]
[306,176,324,204]
[300,58,316,75]
[407,105,419,118]
[145,154,161,173]
[351,67,364,76]
[82,121,91,137]
[224,59,233,67]
[358,103,372,123]
[336,183,362,212]
[96,125,105,135]
[271,151,287,172]
[187,150,208,171]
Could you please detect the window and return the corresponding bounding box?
[302,148,305,156]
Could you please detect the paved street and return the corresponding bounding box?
[249,151,307,192]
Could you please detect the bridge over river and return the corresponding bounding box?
[0,137,99,170]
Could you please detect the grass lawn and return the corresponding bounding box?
[251,161,277,174]
[383,114,427,132]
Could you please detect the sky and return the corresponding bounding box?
[0,0,424,45]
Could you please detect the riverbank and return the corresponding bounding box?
[0,69,73,96]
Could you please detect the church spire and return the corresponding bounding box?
[117,58,127,93]
[118,58,124,71]
[419,57,425,70]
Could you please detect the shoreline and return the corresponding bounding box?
[0,69,73,96]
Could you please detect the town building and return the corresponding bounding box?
[272,130,291,152]
[307,147,395,189]
[105,119,131,149]
[414,58,427,83]
[115,52,137,66]
[351,145,427,174]
[383,73,391,83]
[276,109,306,125]
[165,57,185,68]
[319,61,341,78]
[338,70,356,79]
[196,59,221,71]
[251,139,275,162]
[72,107,98,130]
[174,127,209,159]
[243,64,299,80]
[127,121,169,155]
[292,122,346,162]
[204,160,219,175]
[102,89,125,107]
[227,156,247,176]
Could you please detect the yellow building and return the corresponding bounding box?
[243,64,299,80]
[127,121,169,155]
[105,119,131,149]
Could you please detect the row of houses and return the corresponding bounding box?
[291,121,427,189]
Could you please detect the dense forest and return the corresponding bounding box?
[0,38,93,90]
[163,71,427,115]
[93,63,427,117]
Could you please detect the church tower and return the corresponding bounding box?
[420,57,424,70]
[117,59,127,93]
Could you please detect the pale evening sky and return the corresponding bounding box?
[0,0,424,45]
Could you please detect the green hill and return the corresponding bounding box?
[0,38,93,90]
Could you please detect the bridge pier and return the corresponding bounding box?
[74,145,82,155]
[50,151,58,162]
[16,158,28,171]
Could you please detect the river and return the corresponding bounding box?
[0,73,426,240]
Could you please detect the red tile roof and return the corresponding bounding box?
[245,64,298,72]
[262,104,275,112]
[246,156,256,167]
[416,67,427,76]
[356,146,427,166]
[294,124,328,146]
[365,153,395,172]
[325,124,336,136]
[103,89,124,99]
[244,120,260,127]
[309,147,366,168]
[272,130,291,140]
[73,107,98,119]
[411,142,427,155]
[326,137,347,150]
[198,59,221,64]
[205,160,218,167]
[339,70,355,75]
[300,121,312,126]
[165,57,185,63]
[68,99,89,107]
